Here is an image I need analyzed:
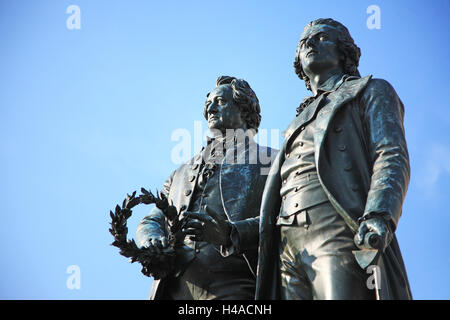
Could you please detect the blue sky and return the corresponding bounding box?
[1,0,449,299]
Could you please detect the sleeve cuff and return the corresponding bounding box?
[359,211,396,233]
[220,222,240,257]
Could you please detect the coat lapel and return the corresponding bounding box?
[314,75,372,162]
[283,94,326,145]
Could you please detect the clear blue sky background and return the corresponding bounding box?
[1,0,449,299]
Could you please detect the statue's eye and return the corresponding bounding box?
[217,98,226,105]
[319,34,328,41]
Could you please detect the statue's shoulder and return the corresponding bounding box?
[175,152,202,171]
[360,76,401,101]
[365,77,398,93]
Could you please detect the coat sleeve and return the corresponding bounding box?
[220,217,260,256]
[135,170,175,248]
[360,79,410,230]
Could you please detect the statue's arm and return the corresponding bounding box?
[360,79,410,231]
[220,217,260,257]
[135,171,175,248]
[135,207,169,248]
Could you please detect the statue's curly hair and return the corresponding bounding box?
[203,76,261,132]
[293,18,361,91]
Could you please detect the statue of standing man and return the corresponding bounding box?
[256,18,412,300]
[136,76,277,300]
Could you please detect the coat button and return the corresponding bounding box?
[299,142,304,147]
[189,175,195,182]
[286,153,290,158]
[334,126,343,133]
[344,164,352,171]
[283,179,287,184]
[192,164,199,170]
[294,203,299,207]
[351,184,358,191]
[339,145,346,151]
[184,189,192,196]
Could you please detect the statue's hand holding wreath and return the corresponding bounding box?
[109,189,179,280]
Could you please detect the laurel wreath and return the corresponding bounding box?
[109,188,179,279]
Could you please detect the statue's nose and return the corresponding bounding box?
[207,102,218,114]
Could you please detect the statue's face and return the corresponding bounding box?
[298,24,342,77]
[205,84,245,132]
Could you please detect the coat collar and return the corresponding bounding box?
[315,73,353,96]
[284,75,370,146]
[283,93,326,146]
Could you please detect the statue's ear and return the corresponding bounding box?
[240,110,249,126]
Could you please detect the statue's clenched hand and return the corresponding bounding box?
[140,235,169,254]
[355,217,392,251]
[183,206,232,246]
[137,234,175,279]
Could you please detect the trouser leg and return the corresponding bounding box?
[279,248,313,300]
[309,253,374,299]
[279,202,375,300]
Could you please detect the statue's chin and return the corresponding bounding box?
[208,121,224,132]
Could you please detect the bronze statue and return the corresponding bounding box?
[256,18,412,300]
[135,76,277,299]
